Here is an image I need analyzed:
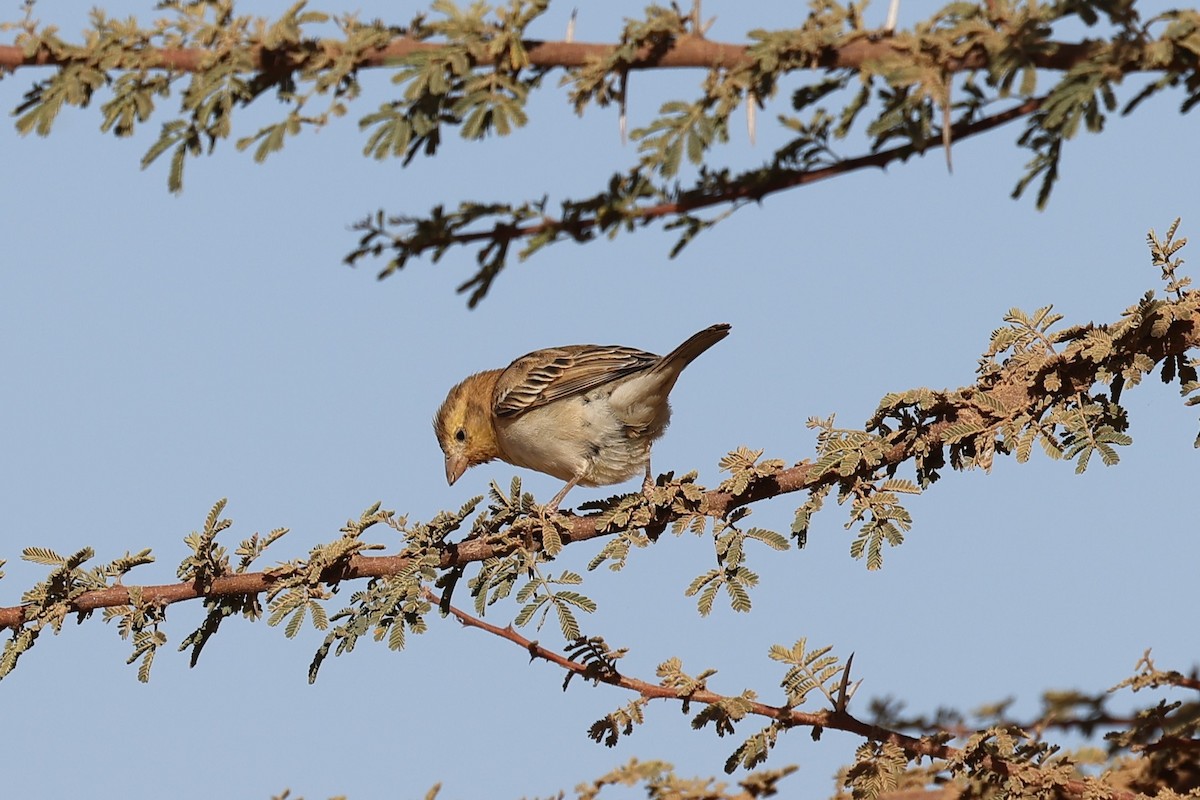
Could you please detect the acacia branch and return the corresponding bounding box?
[380,96,1045,257]
[426,587,1137,800]
[1,296,1195,632]
[0,35,1140,75]
[424,585,923,750]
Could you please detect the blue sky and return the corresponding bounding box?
[1,2,1197,798]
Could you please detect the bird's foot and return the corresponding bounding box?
[534,501,562,521]
[641,463,656,496]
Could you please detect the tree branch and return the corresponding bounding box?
[369,96,1045,260]
[1,295,1195,632]
[425,587,1138,800]
[0,35,1140,76]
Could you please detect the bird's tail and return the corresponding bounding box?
[653,323,731,375]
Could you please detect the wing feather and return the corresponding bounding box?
[493,344,659,417]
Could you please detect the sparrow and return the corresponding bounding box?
[434,323,731,510]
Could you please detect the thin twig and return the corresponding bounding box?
[422,587,1140,800]
[387,97,1045,254]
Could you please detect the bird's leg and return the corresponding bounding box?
[525,475,580,574]
[642,461,654,494]
[545,473,583,513]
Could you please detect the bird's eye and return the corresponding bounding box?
[455,428,466,443]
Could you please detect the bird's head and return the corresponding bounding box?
[433,370,503,486]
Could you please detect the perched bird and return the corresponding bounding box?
[435,323,731,510]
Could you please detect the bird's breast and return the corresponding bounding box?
[494,383,672,487]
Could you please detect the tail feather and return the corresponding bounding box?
[653,323,731,374]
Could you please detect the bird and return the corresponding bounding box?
[434,323,731,511]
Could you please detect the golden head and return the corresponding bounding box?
[433,369,503,485]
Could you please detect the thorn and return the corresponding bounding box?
[619,71,628,145]
[836,652,855,712]
[747,90,757,145]
[689,0,716,38]
[942,94,953,173]
[884,0,900,32]
[565,8,577,43]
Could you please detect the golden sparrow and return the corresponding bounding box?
[435,323,731,510]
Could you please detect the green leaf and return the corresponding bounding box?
[21,547,66,566]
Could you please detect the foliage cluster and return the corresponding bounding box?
[1,218,1197,797]
[3,3,1199,798]
[4,1,1200,302]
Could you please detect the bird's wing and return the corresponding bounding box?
[493,344,659,417]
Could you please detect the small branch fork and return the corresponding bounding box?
[423,588,1140,800]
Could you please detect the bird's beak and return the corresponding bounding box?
[445,453,468,486]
